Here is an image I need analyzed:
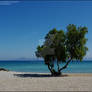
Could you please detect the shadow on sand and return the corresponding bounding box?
[14,73,68,78]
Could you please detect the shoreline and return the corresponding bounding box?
[1,71,92,77]
[9,71,92,75]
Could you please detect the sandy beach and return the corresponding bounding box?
[0,71,92,91]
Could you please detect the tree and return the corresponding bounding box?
[35,24,88,76]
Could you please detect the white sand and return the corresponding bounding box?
[0,71,92,91]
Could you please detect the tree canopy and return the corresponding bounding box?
[35,24,88,76]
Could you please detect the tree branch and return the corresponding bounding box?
[48,64,54,74]
[59,58,72,72]
[57,60,60,71]
[48,64,52,72]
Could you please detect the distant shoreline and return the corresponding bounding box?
[0,59,92,61]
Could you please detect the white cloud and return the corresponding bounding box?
[84,51,92,60]
[0,1,20,5]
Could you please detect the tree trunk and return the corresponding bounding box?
[57,61,61,76]
[47,64,60,76]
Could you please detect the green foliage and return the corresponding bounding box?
[35,24,88,75]
[66,24,88,61]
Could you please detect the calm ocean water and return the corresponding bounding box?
[0,60,92,73]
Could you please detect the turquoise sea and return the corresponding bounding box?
[0,60,92,73]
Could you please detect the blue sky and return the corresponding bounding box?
[0,1,92,60]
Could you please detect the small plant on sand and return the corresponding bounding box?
[35,24,88,76]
